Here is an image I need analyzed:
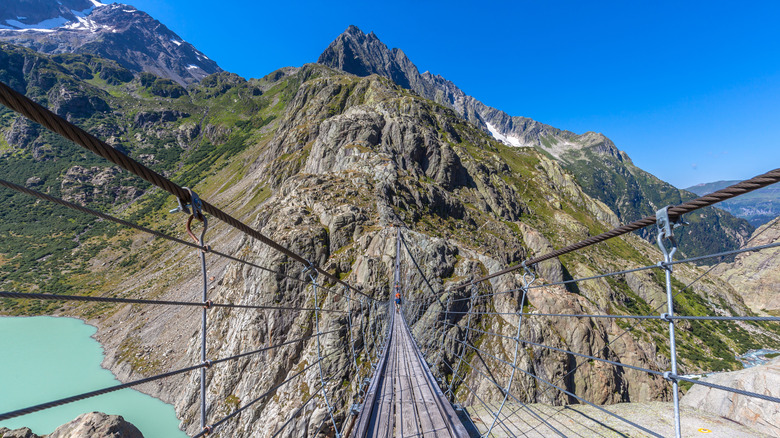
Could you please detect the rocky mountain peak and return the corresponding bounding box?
[0,0,221,85]
[0,0,97,29]
[318,25,419,90]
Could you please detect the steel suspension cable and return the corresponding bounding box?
[0,81,372,301]
[452,168,780,290]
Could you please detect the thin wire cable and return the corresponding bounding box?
[443,332,664,438]
[193,350,340,437]
[269,364,349,438]
[525,261,726,435]
[438,344,555,437]
[672,374,780,403]
[446,240,780,303]
[0,291,348,313]
[0,178,353,298]
[0,363,205,422]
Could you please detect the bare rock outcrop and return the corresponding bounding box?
[714,217,780,315]
[681,357,780,437]
[0,412,142,438]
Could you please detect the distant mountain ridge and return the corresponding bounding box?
[318,25,754,257]
[0,0,221,85]
[686,180,780,227]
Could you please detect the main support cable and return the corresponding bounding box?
[452,168,780,290]
[0,81,371,301]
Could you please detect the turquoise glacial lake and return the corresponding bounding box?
[0,316,188,438]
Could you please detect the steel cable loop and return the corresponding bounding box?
[193,349,341,438]
[269,363,350,438]
[452,168,780,290]
[0,82,374,302]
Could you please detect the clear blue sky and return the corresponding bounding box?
[124,0,780,189]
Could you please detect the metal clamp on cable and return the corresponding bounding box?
[663,371,676,382]
[201,425,213,435]
[660,312,673,322]
[181,188,208,249]
[203,300,213,310]
[302,260,317,277]
[202,360,212,369]
[656,206,687,269]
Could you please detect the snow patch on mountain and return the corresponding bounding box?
[6,17,69,29]
[486,122,524,147]
[171,39,182,46]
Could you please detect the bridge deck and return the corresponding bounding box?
[352,310,469,437]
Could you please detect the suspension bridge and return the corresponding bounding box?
[1,79,780,438]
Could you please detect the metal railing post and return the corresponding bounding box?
[656,207,684,438]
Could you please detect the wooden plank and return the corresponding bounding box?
[397,323,422,438]
[403,322,442,438]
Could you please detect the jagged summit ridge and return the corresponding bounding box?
[317,25,617,158]
[0,1,221,85]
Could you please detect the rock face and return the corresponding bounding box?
[681,357,780,437]
[714,217,780,315]
[0,412,142,438]
[0,2,221,85]
[318,25,754,259]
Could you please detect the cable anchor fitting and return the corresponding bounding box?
[656,206,687,267]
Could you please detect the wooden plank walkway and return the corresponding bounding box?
[352,310,470,437]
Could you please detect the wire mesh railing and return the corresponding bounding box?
[399,181,780,437]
